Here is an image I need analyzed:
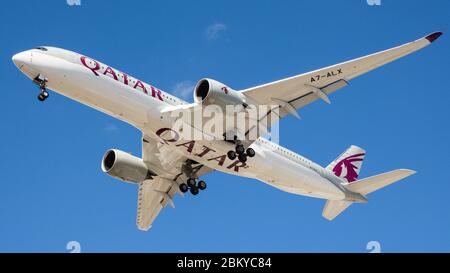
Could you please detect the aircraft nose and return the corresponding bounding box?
[12,51,31,68]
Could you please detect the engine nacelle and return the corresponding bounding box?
[101,149,154,183]
[194,78,248,110]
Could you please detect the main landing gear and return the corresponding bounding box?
[226,137,255,163]
[179,178,207,196]
[179,160,207,196]
[33,74,49,102]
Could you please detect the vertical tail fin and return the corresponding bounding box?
[326,145,366,183]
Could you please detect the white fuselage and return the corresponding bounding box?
[12,47,346,201]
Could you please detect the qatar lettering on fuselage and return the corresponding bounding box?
[80,56,164,102]
[79,56,246,172]
[156,128,248,173]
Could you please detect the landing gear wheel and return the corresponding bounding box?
[41,90,49,99]
[246,148,255,157]
[227,150,237,160]
[190,186,199,195]
[187,178,196,187]
[34,75,49,102]
[179,183,188,193]
[238,153,247,163]
[198,180,207,190]
[236,144,245,154]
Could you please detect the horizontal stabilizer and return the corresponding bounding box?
[322,169,416,221]
[346,169,416,195]
[322,200,352,221]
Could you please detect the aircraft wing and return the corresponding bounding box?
[241,32,442,120]
[136,177,177,230]
[136,135,214,231]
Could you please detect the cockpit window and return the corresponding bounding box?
[35,47,48,51]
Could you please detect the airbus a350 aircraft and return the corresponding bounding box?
[12,32,442,230]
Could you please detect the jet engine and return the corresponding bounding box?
[194,78,248,110]
[101,149,154,183]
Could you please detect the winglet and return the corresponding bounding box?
[425,32,443,43]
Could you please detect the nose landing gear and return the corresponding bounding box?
[33,74,49,102]
[37,91,49,101]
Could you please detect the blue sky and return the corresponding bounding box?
[0,0,449,252]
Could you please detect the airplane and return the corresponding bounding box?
[12,32,442,230]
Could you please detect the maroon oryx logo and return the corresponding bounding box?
[221,86,229,94]
[332,153,365,183]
